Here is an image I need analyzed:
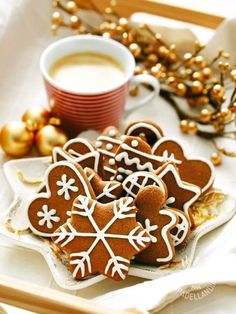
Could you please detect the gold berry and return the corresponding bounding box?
[202,67,213,79]
[180,120,189,133]
[157,46,169,58]
[211,152,222,166]
[66,1,78,14]
[220,108,232,123]
[188,121,198,135]
[69,16,80,29]
[129,43,141,57]
[51,12,63,25]
[200,109,211,122]
[211,84,225,99]
[176,83,187,97]
[191,81,203,94]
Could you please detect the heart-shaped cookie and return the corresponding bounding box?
[152,137,215,193]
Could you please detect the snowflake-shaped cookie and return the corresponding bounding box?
[52,196,151,281]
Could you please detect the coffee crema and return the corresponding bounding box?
[48,52,125,93]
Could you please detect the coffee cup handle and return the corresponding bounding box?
[124,74,160,117]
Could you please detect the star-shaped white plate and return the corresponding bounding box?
[0,156,235,290]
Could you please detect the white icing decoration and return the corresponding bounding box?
[53,196,150,279]
[122,171,165,198]
[156,209,177,263]
[108,129,117,137]
[56,174,79,200]
[97,136,121,145]
[117,167,133,175]
[37,205,60,229]
[106,143,113,150]
[115,143,163,175]
[109,158,116,166]
[120,135,127,140]
[144,219,158,243]
[161,150,182,165]
[170,209,189,246]
[104,166,116,174]
[158,163,201,217]
[98,149,114,157]
[152,136,215,193]
[52,147,101,173]
[126,122,163,140]
[95,141,102,147]
[117,174,123,181]
[131,140,139,148]
[96,182,120,201]
[27,161,93,237]
[164,197,176,207]
[139,132,145,137]
[64,138,95,154]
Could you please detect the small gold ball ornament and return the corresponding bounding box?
[66,1,78,14]
[69,16,80,29]
[220,108,232,123]
[51,12,63,25]
[202,67,213,79]
[191,80,203,95]
[211,152,222,166]
[35,125,68,156]
[188,121,198,135]
[176,83,187,96]
[129,43,141,57]
[22,106,51,132]
[180,120,189,133]
[211,84,225,99]
[200,109,211,122]
[0,121,34,157]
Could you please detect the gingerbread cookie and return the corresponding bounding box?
[84,168,123,203]
[53,138,103,177]
[95,126,122,181]
[152,137,215,193]
[125,120,164,146]
[115,136,163,181]
[156,162,201,217]
[27,161,95,237]
[135,185,178,265]
[169,209,190,247]
[52,195,151,280]
[122,171,167,198]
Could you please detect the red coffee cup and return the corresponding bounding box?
[40,35,159,135]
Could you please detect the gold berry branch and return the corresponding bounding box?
[51,0,236,166]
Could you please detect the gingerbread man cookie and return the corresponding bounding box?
[135,185,178,266]
[156,162,201,217]
[52,195,151,280]
[115,136,163,182]
[84,168,123,203]
[95,126,122,181]
[124,120,164,146]
[152,137,215,193]
[53,138,103,177]
[27,161,95,237]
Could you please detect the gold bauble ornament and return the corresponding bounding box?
[35,125,68,156]
[202,67,213,79]
[157,46,169,58]
[211,152,222,166]
[211,84,225,99]
[0,121,34,157]
[22,106,51,132]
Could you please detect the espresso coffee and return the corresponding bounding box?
[49,52,125,93]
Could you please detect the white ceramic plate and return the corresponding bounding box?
[0,157,235,290]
